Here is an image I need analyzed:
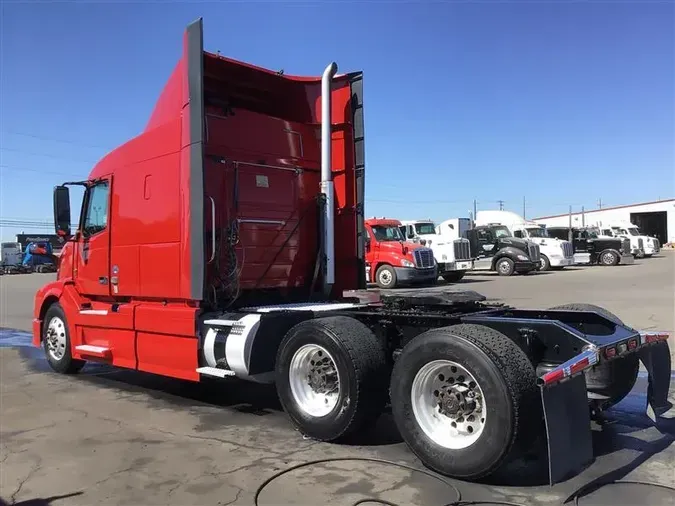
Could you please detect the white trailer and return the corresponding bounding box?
[474,210,575,271]
[398,219,473,282]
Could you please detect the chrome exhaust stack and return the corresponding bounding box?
[320,62,338,295]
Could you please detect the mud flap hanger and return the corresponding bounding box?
[539,333,671,486]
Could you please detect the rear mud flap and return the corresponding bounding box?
[639,341,673,421]
[541,374,594,486]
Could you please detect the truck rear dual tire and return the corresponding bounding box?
[548,303,638,410]
[42,303,86,375]
[275,316,389,442]
[390,323,540,480]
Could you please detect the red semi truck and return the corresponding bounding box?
[364,217,438,288]
[34,18,672,485]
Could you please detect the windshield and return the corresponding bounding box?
[626,228,639,236]
[414,223,437,235]
[493,226,512,238]
[370,225,404,242]
[525,227,548,238]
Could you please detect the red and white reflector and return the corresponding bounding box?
[539,349,600,387]
[639,331,670,345]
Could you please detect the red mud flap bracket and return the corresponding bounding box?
[539,349,597,486]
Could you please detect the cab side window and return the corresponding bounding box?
[476,229,493,243]
[513,230,523,238]
[83,181,110,237]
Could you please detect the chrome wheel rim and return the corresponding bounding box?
[498,260,511,274]
[602,252,614,265]
[289,344,341,417]
[411,359,487,449]
[46,316,67,361]
[378,269,393,286]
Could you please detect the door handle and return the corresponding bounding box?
[99,276,109,285]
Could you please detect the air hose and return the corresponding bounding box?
[252,457,526,506]
[253,457,675,506]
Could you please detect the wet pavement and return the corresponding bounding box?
[1,327,674,506]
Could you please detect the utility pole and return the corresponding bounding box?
[568,205,573,242]
[581,206,585,227]
[497,200,505,211]
[522,196,526,218]
[473,199,477,224]
[597,198,602,210]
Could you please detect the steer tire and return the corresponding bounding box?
[548,303,639,410]
[599,250,619,266]
[275,316,389,442]
[375,264,397,289]
[390,323,540,480]
[495,257,515,276]
[42,303,86,375]
[539,254,551,271]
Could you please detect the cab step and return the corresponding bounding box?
[196,366,236,378]
[74,345,111,359]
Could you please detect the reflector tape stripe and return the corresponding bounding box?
[539,349,599,387]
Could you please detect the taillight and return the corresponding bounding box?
[539,349,599,387]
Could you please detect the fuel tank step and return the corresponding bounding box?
[196,366,236,378]
[74,345,111,359]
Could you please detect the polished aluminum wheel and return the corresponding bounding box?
[411,359,487,449]
[289,344,341,417]
[46,316,67,361]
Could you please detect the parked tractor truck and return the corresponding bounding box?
[398,219,473,282]
[474,210,575,271]
[437,218,541,276]
[364,218,438,288]
[33,18,672,487]
[595,221,659,258]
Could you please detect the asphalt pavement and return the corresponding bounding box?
[1,253,674,505]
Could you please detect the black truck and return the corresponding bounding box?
[465,224,541,276]
[546,226,634,266]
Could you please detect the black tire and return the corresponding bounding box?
[275,316,389,442]
[375,264,397,289]
[442,271,465,283]
[495,257,514,276]
[390,323,540,480]
[599,250,619,266]
[539,254,551,271]
[548,303,638,410]
[42,303,86,374]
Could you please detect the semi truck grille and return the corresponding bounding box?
[453,240,471,260]
[528,243,540,262]
[413,248,435,268]
[562,241,574,258]
[622,239,631,255]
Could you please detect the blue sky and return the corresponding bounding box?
[1,0,673,241]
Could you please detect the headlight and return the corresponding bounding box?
[401,259,414,268]
[517,254,529,261]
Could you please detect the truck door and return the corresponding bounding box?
[574,230,590,253]
[74,179,111,297]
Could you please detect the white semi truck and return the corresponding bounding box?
[398,219,473,282]
[595,221,659,258]
[474,210,575,271]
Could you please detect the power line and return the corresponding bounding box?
[0,146,98,164]
[1,130,109,150]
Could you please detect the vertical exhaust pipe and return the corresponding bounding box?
[321,62,338,295]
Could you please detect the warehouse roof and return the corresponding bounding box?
[534,198,675,220]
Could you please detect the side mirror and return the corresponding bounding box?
[53,185,71,237]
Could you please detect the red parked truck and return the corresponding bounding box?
[364,217,437,289]
[35,18,672,486]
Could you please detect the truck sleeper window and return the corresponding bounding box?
[83,181,109,236]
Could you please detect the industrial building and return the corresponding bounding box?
[533,199,675,245]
